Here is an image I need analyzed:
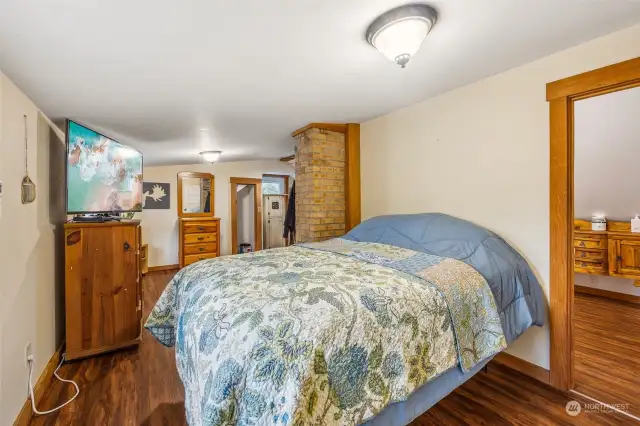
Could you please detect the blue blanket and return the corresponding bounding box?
[343,213,546,343]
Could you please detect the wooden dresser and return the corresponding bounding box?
[574,219,640,283]
[64,220,142,360]
[178,217,221,268]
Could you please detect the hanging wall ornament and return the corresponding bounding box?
[21,114,36,204]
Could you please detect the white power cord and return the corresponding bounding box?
[27,353,80,415]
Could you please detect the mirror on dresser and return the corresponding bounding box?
[177,172,214,217]
[177,172,220,268]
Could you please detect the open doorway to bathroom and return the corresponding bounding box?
[572,85,640,418]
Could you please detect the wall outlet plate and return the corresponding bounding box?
[25,342,32,368]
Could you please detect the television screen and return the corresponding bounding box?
[66,120,143,214]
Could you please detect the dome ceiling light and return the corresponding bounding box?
[200,150,222,162]
[366,3,437,68]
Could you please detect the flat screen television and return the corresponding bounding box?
[66,120,143,214]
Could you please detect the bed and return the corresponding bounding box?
[146,213,545,426]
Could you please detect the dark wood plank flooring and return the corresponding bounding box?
[29,271,635,425]
[574,291,640,418]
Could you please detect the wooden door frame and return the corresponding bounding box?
[546,57,640,390]
[230,177,263,254]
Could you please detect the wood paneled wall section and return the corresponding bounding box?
[345,123,361,231]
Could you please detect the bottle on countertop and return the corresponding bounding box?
[591,215,607,231]
[632,215,640,233]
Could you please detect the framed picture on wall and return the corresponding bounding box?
[143,182,170,209]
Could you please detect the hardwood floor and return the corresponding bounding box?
[28,272,635,425]
[574,291,640,418]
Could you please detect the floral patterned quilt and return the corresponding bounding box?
[145,239,506,426]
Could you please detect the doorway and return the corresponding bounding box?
[571,86,640,417]
[547,57,640,417]
[230,177,262,254]
[262,174,290,249]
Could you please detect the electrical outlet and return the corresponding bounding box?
[25,342,32,368]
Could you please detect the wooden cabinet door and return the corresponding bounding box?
[66,225,140,357]
[610,238,640,278]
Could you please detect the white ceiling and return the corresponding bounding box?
[1,0,640,166]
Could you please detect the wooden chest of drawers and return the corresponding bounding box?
[574,219,640,282]
[574,231,608,275]
[178,217,221,268]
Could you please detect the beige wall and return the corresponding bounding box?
[360,24,640,370]
[0,73,66,424]
[140,161,294,266]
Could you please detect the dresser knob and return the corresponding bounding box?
[617,256,623,261]
[197,237,204,241]
[199,247,205,252]
[198,227,205,231]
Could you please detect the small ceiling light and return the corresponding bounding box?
[366,3,437,68]
[200,150,222,163]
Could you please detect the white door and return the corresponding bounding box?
[264,195,285,249]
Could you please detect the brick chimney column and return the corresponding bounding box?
[294,127,346,242]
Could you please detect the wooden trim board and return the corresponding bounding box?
[13,342,65,426]
[547,56,640,391]
[546,57,640,101]
[575,285,640,304]
[493,352,550,385]
[549,96,574,390]
[291,122,347,137]
[344,123,361,232]
[147,264,180,272]
[230,177,263,255]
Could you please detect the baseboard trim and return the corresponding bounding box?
[575,285,640,304]
[493,352,550,384]
[147,264,180,272]
[13,341,65,426]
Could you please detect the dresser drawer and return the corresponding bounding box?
[574,249,605,262]
[184,233,217,244]
[574,236,606,250]
[184,252,218,266]
[574,260,606,274]
[183,222,218,234]
[184,243,217,255]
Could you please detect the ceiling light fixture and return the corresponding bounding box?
[366,3,437,68]
[199,150,222,163]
